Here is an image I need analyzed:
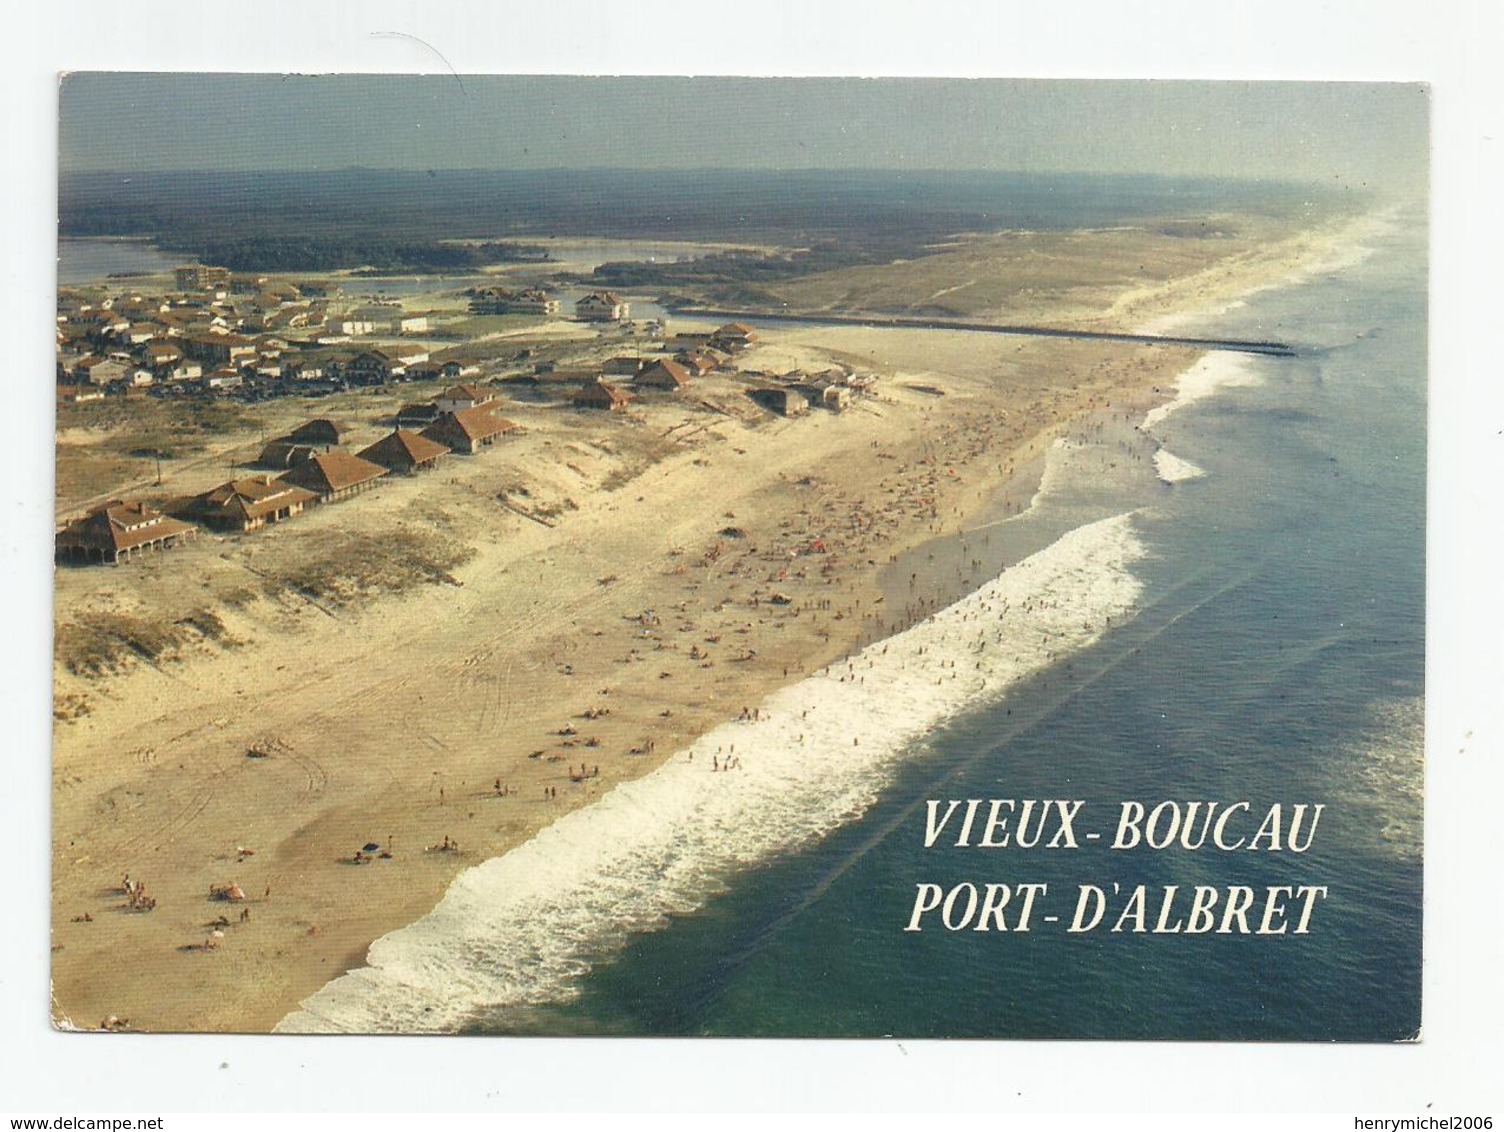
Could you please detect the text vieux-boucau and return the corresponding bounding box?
[902,799,1329,935]
[920,799,1325,852]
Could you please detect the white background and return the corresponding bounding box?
[3,0,1501,1114]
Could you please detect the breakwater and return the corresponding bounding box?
[673,306,1299,357]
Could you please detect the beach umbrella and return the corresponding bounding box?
[362,842,380,853]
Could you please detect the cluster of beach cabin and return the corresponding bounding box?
[57,325,874,568]
[55,385,519,564]
[57,263,878,566]
[58,266,636,408]
[53,500,198,567]
[56,270,446,405]
[58,257,754,413]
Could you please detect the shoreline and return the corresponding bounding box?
[52,342,1190,1035]
[281,382,1185,1032]
[278,510,1151,1034]
[270,379,1208,1034]
[50,210,1380,1034]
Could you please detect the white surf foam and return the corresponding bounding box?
[1137,299,1248,338]
[1286,206,1399,281]
[1153,447,1207,484]
[1141,351,1267,433]
[1134,206,1400,338]
[276,511,1149,1034]
[1028,435,1089,509]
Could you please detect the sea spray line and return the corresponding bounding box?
[276,511,1150,1034]
[1136,217,1400,441]
[1138,343,1263,492]
[729,549,1274,971]
[1133,206,1399,338]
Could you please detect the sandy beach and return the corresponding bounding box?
[49,212,1378,1033]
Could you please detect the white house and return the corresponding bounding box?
[164,361,203,383]
[74,357,128,386]
[324,315,377,336]
[574,291,630,322]
[203,368,244,390]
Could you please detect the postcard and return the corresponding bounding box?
[50,74,1427,1039]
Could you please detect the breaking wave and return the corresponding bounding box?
[1153,447,1207,484]
[277,512,1150,1033]
[1142,351,1268,433]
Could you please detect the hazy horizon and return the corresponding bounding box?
[59,75,1429,194]
[57,165,1342,188]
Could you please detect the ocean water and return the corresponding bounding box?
[57,237,182,285]
[278,206,1425,1040]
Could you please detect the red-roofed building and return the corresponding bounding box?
[572,379,633,412]
[277,450,390,503]
[420,406,518,454]
[142,341,185,370]
[358,429,452,475]
[182,476,318,531]
[184,334,257,367]
[634,358,692,391]
[710,322,758,351]
[56,501,195,565]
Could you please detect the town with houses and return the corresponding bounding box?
[55,264,877,566]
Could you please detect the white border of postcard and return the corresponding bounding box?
[4,0,1502,1115]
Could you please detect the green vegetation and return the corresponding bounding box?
[56,398,266,507]
[58,397,257,439]
[159,236,549,274]
[591,242,889,306]
[55,607,235,677]
[259,527,475,607]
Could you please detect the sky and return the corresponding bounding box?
[59,74,1429,191]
